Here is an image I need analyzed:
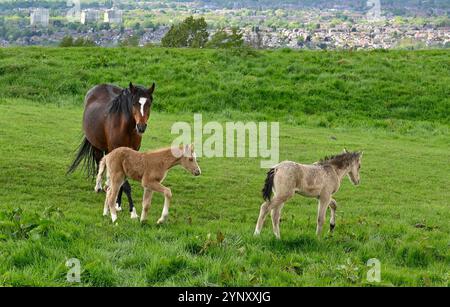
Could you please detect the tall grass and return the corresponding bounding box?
[0,47,448,126]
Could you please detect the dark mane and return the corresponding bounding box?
[317,152,360,169]
[107,88,133,118]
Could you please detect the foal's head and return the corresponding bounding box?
[345,149,363,185]
[178,144,201,176]
[129,82,155,135]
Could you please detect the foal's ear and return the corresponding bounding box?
[183,144,190,155]
[148,82,156,94]
[343,148,348,153]
[129,82,137,94]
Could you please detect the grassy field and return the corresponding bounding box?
[0,47,449,286]
[0,99,448,286]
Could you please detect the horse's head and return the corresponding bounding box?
[129,82,155,135]
[346,149,363,185]
[179,144,201,176]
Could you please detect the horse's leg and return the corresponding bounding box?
[271,202,285,239]
[316,194,331,236]
[140,188,153,223]
[121,180,138,218]
[329,198,337,232]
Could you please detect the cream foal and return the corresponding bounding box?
[254,150,363,239]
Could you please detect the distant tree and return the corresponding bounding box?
[161,16,209,48]
[119,35,139,47]
[206,27,244,49]
[73,37,85,47]
[59,35,73,47]
[60,36,95,47]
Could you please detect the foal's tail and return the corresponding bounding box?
[67,136,98,178]
[262,168,276,201]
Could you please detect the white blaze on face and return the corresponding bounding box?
[138,97,147,116]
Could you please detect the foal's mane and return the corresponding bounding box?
[107,88,133,118]
[317,152,360,169]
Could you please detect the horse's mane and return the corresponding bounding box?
[317,152,360,169]
[107,88,133,118]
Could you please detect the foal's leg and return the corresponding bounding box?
[329,198,337,232]
[271,202,285,239]
[93,148,104,190]
[254,201,271,236]
[103,189,110,216]
[254,195,287,238]
[140,188,153,223]
[316,194,331,236]
[145,182,172,224]
[107,182,122,223]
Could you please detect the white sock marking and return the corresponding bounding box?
[111,213,117,223]
[130,207,138,219]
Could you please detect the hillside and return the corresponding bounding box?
[0,47,449,128]
[0,47,449,286]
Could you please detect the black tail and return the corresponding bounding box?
[67,137,98,178]
[262,168,276,201]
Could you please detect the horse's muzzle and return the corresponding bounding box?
[193,169,201,176]
[136,123,147,134]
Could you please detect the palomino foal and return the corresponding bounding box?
[95,144,201,224]
[254,150,363,239]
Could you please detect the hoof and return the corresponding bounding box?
[330,224,335,232]
[115,203,122,211]
[156,218,164,225]
[130,208,138,219]
[111,214,118,224]
[253,231,260,236]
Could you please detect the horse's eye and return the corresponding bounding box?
[189,158,193,162]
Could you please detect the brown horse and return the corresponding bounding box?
[68,82,155,218]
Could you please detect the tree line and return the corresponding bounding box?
[59,16,245,49]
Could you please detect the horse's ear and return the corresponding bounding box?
[129,82,136,94]
[148,82,156,94]
[184,144,190,155]
[343,148,348,153]
[359,151,364,158]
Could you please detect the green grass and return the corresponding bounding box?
[0,47,449,128]
[0,99,448,286]
[0,47,449,286]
